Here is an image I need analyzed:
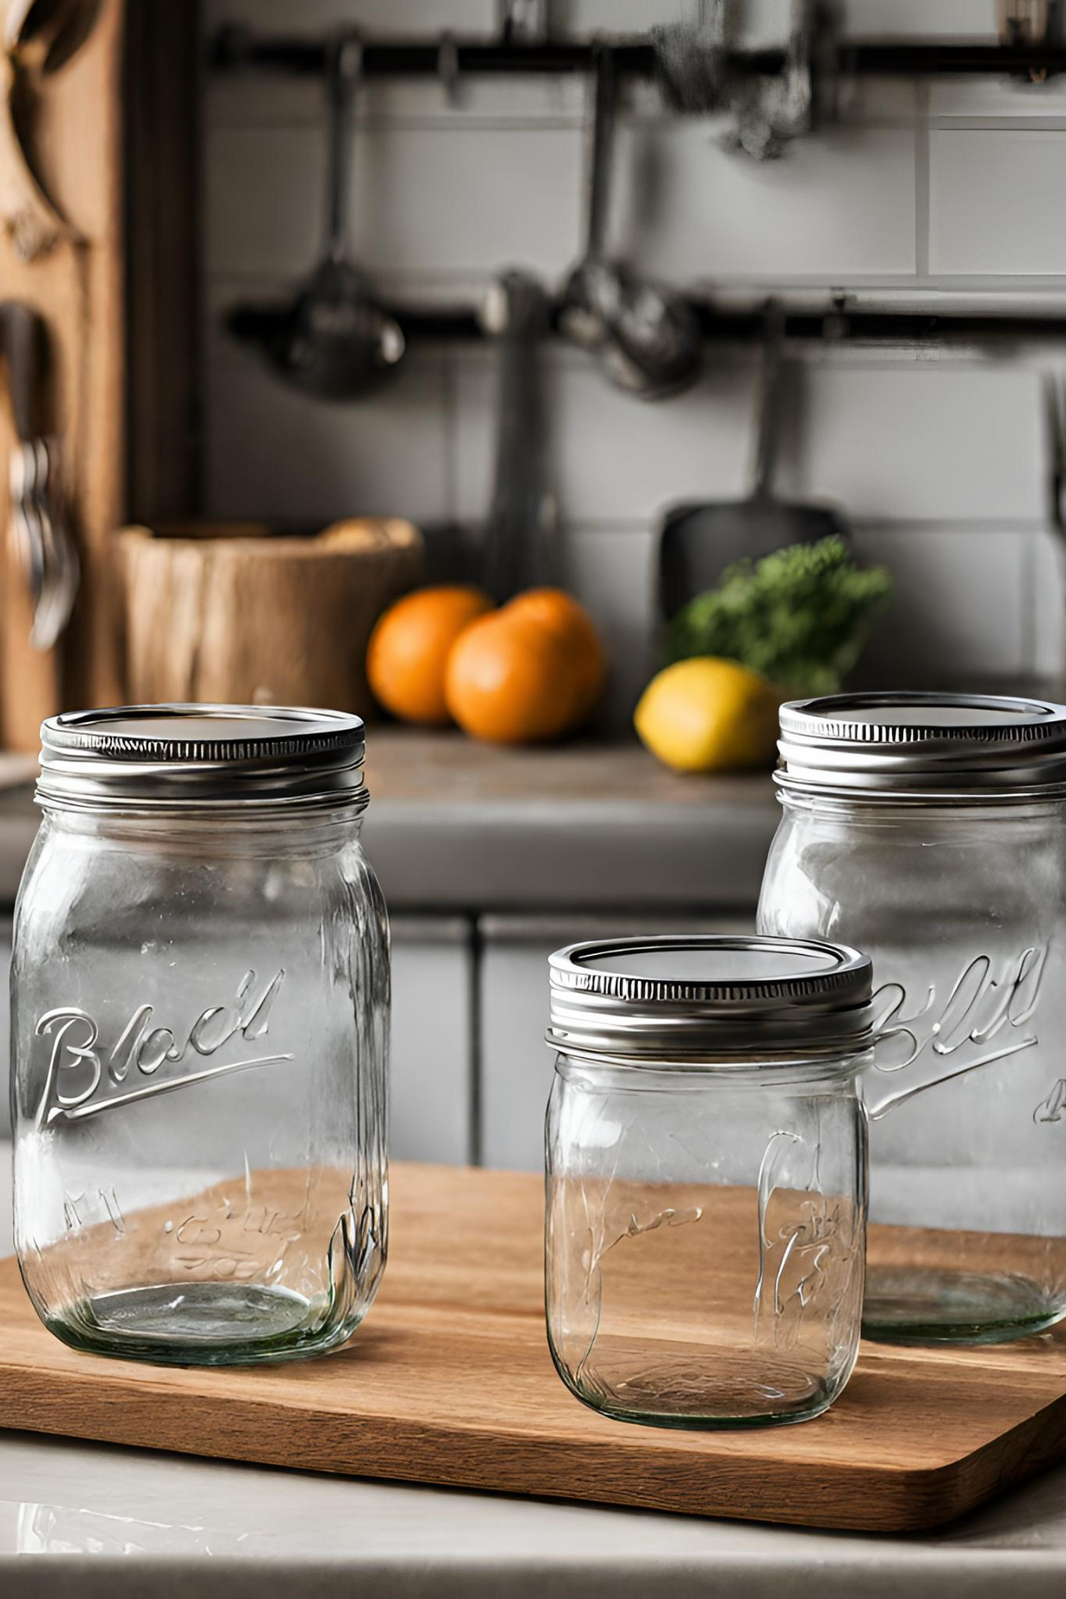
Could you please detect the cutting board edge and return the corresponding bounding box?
[0,1365,1058,1533]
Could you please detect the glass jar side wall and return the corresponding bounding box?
[12,807,389,1366]
[545,1052,867,1429]
[757,789,1066,1344]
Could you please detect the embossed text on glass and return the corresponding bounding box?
[33,968,293,1127]
[865,946,1046,1119]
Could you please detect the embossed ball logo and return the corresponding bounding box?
[33,969,292,1126]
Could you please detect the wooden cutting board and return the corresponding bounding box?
[1,1161,1065,1533]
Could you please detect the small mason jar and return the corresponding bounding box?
[758,692,1066,1346]
[545,935,871,1429]
[12,705,389,1366]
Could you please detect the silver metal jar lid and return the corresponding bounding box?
[547,934,873,1063]
[777,692,1066,793]
[37,704,367,812]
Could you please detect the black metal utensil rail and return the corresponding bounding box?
[210,30,1066,81]
[227,300,1066,347]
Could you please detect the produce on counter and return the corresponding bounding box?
[367,584,607,743]
[635,657,782,774]
[366,584,492,725]
[446,588,607,744]
[664,535,892,697]
[637,537,892,773]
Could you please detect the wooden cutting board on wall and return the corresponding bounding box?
[0,0,126,749]
[0,0,197,750]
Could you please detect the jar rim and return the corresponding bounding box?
[37,704,369,813]
[546,933,874,1061]
[777,691,1066,794]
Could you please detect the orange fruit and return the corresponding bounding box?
[506,588,607,723]
[367,585,493,725]
[445,589,607,745]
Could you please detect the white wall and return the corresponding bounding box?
[202,0,1066,724]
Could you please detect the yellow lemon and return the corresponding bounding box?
[634,657,781,773]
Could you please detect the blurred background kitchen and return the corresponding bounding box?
[0,0,1064,1171]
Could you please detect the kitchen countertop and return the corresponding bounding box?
[0,1149,1065,1598]
[0,731,780,910]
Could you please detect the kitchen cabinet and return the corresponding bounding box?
[478,913,750,1172]
[389,916,474,1165]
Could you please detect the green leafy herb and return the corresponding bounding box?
[664,536,893,697]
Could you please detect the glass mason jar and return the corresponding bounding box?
[758,692,1066,1346]
[545,934,871,1429]
[12,705,389,1367]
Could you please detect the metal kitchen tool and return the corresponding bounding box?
[480,269,557,602]
[559,45,702,401]
[654,0,819,160]
[264,28,404,401]
[723,0,815,161]
[657,302,848,620]
[3,301,79,649]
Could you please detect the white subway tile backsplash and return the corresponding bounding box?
[562,526,657,725]
[554,0,689,30]
[930,130,1066,276]
[205,0,498,37]
[850,525,1031,688]
[206,0,994,44]
[455,355,1045,528]
[794,366,1045,520]
[929,77,1066,118]
[453,349,759,523]
[613,122,917,283]
[200,0,1066,717]
[204,342,450,525]
[207,0,693,39]
[842,0,993,35]
[206,124,583,282]
[206,73,586,130]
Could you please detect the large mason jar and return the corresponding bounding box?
[758,692,1066,1346]
[545,934,871,1429]
[12,705,389,1366]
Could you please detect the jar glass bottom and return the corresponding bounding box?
[862,1267,1066,1346]
[42,1281,358,1367]
[551,1338,840,1430]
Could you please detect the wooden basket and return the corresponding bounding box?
[119,519,423,715]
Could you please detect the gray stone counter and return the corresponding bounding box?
[0,731,780,911]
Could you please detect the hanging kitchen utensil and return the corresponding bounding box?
[479,269,556,602]
[655,0,829,159]
[559,45,701,401]
[260,28,404,401]
[3,300,79,649]
[724,0,815,161]
[657,301,848,621]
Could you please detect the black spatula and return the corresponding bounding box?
[657,303,848,621]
